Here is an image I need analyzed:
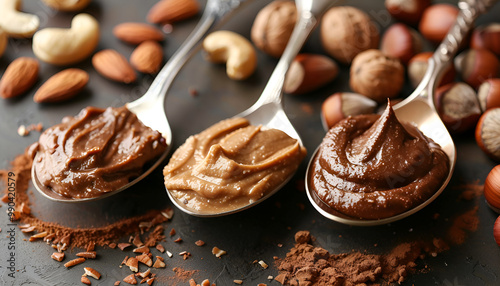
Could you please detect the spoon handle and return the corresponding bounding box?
[129,0,246,106]
[249,0,335,109]
[414,0,497,103]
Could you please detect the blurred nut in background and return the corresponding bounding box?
[435,82,481,133]
[130,41,164,74]
[0,0,40,38]
[385,0,431,26]
[349,49,404,102]
[284,54,338,95]
[419,4,459,44]
[320,6,379,64]
[321,92,377,129]
[251,0,297,58]
[408,52,456,88]
[380,23,423,65]
[147,0,200,24]
[476,108,500,162]
[478,79,500,112]
[471,23,500,56]
[41,0,91,12]
[454,48,499,89]
[0,28,7,57]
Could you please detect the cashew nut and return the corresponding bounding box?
[32,13,99,66]
[203,30,257,80]
[41,0,91,12]
[0,0,40,38]
[0,28,7,57]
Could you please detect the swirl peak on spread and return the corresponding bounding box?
[309,103,449,219]
[164,117,306,214]
[32,106,167,199]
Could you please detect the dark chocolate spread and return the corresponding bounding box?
[309,104,449,219]
[32,106,167,199]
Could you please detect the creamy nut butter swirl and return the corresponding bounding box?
[309,104,449,219]
[163,117,306,214]
[33,106,167,198]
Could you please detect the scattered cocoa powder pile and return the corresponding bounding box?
[0,150,171,249]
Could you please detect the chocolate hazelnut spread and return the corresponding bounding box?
[32,106,167,199]
[309,104,449,219]
[163,117,306,214]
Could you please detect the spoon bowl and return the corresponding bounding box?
[31,0,248,202]
[166,0,336,217]
[305,0,495,226]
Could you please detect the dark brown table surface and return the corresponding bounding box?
[1,0,499,285]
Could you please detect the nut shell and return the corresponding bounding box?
[478,79,500,112]
[349,49,404,102]
[454,49,499,89]
[320,6,379,64]
[475,108,500,161]
[251,0,297,58]
[484,165,500,212]
[284,53,338,95]
[419,4,459,44]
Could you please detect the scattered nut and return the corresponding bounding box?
[51,252,65,262]
[419,4,459,44]
[84,267,101,279]
[478,79,500,111]
[385,0,431,26]
[92,49,137,83]
[251,0,297,57]
[471,23,500,56]
[321,6,379,64]
[123,273,137,285]
[136,253,153,267]
[156,244,165,253]
[435,82,481,133]
[113,22,164,45]
[34,68,89,103]
[118,243,132,250]
[152,256,165,268]
[0,0,40,38]
[0,57,39,99]
[41,0,91,11]
[233,280,243,285]
[130,41,163,74]
[0,28,7,57]
[494,215,500,245]
[203,30,257,80]
[147,0,200,24]
[29,231,48,241]
[321,92,377,129]
[126,257,139,272]
[454,48,499,89]
[258,260,269,269]
[33,13,99,65]
[408,52,456,88]
[76,251,97,259]
[475,108,500,161]
[485,165,500,212]
[194,240,205,246]
[349,49,405,102]
[380,23,423,65]
[133,246,150,253]
[212,246,226,258]
[81,275,91,285]
[284,53,338,95]
[64,257,86,268]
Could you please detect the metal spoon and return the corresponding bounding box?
[166,0,336,217]
[32,0,248,202]
[306,0,496,226]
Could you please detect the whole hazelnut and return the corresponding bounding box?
[435,82,481,133]
[320,6,379,64]
[484,165,500,213]
[475,108,500,161]
[407,52,456,88]
[380,23,423,65]
[321,92,377,129]
[284,54,338,95]
[251,0,297,58]
[471,23,500,56]
[478,79,500,112]
[349,49,405,102]
[385,0,431,26]
[419,4,459,44]
[454,48,499,89]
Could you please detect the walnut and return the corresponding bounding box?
[349,49,405,102]
[320,6,379,64]
[251,0,297,58]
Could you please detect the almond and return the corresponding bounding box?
[284,53,339,95]
[33,68,88,103]
[147,0,200,24]
[92,49,136,84]
[113,22,164,45]
[130,41,163,74]
[0,57,39,99]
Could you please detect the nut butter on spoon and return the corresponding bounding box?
[306,0,496,226]
[163,0,336,217]
[31,0,249,202]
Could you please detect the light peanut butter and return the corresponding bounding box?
[163,117,306,214]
